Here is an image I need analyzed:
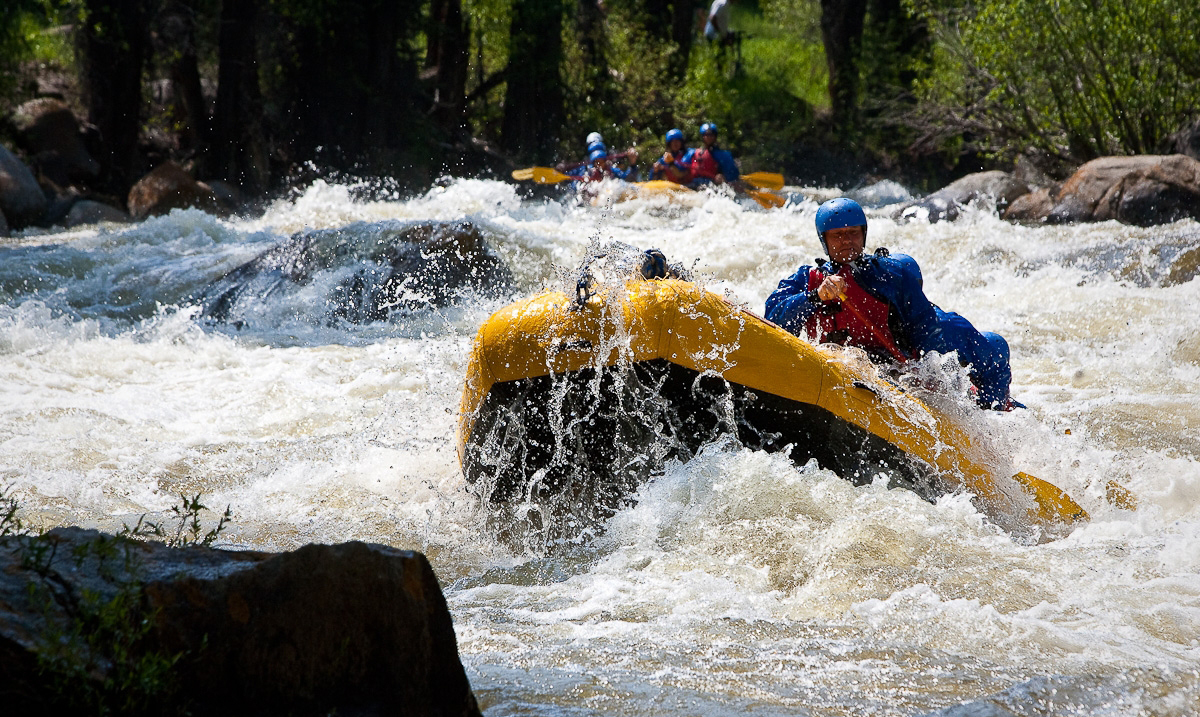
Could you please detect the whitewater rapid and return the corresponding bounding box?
[2,178,1198,715]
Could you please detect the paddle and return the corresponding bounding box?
[1013,472,1089,525]
[742,171,785,190]
[510,167,574,183]
[746,188,787,209]
[513,153,635,183]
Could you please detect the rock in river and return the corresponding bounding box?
[0,527,482,717]
[127,161,221,220]
[1006,154,1200,226]
[199,219,516,326]
[894,170,1031,224]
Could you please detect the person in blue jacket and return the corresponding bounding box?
[683,122,739,188]
[650,128,691,183]
[764,197,1018,410]
[567,144,637,184]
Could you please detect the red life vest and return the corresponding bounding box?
[803,264,904,356]
[689,147,720,180]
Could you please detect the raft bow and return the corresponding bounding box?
[458,278,1087,542]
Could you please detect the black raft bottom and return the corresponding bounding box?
[464,359,943,526]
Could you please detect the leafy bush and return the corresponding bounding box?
[911,0,1200,166]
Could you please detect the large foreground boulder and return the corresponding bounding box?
[0,144,48,227]
[1005,155,1200,226]
[894,170,1030,223]
[0,527,481,717]
[11,98,101,187]
[127,161,221,219]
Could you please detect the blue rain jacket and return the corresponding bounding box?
[764,252,1012,407]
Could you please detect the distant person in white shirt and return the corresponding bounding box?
[704,0,734,44]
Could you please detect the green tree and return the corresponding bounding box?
[912,0,1200,166]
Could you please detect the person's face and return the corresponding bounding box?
[667,139,682,152]
[823,225,866,263]
[596,157,609,169]
[701,132,716,146]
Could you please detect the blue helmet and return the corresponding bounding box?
[589,147,609,162]
[815,198,868,253]
[586,131,604,146]
[699,122,718,137]
[587,140,607,154]
[664,128,685,144]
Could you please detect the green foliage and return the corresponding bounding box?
[0,1,74,100]
[546,0,823,169]
[1,491,233,715]
[120,492,233,548]
[754,0,827,109]
[33,538,185,717]
[912,0,1200,164]
[1,484,25,537]
[462,0,513,134]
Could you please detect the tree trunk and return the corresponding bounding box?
[669,0,696,80]
[500,0,564,161]
[819,0,868,129]
[155,0,209,156]
[426,0,470,133]
[78,0,149,195]
[211,0,267,193]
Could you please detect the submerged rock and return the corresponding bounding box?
[0,527,481,717]
[199,219,516,325]
[895,170,1030,224]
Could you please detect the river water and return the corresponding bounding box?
[2,178,1198,715]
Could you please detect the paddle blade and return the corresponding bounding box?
[532,167,573,184]
[747,189,787,209]
[742,172,785,190]
[511,168,535,181]
[1013,472,1090,525]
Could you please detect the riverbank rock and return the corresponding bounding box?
[199,219,517,325]
[0,144,49,227]
[0,208,8,237]
[0,527,482,716]
[127,161,221,220]
[1004,155,1200,226]
[894,170,1030,223]
[12,98,101,187]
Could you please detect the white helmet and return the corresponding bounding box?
[586,132,603,146]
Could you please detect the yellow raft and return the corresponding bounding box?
[596,180,787,209]
[458,278,1088,540]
